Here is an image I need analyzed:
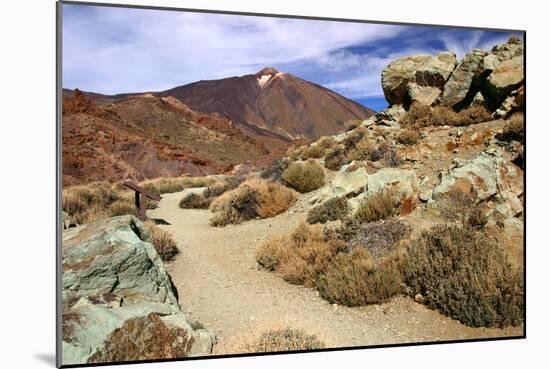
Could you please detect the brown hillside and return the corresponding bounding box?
[159,67,375,141]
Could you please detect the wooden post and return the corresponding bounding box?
[124,182,161,220]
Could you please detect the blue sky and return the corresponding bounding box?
[62,4,521,111]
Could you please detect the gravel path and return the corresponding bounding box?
[148,189,522,353]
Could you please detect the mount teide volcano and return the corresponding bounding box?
[159,67,375,141]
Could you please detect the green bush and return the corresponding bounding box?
[307,197,350,224]
[402,224,524,328]
[282,160,325,193]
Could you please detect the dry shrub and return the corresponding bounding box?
[62,182,138,224]
[346,219,410,258]
[216,322,325,355]
[355,190,399,223]
[307,197,350,224]
[282,160,325,193]
[209,178,297,226]
[346,139,373,162]
[88,313,192,363]
[436,188,486,228]
[300,145,325,160]
[317,136,337,150]
[381,148,401,168]
[397,129,420,145]
[144,220,179,261]
[256,223,345,287]
[403,224,524,328]
[140,176,219,195]
[317,248,404,306]
[324,145,346,170]
[178,192,211,209]
[259,158,290,183]
[496,113,524,143]
[401,103,491,128]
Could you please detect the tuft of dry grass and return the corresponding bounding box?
[346,139,373,162]
[299,145,325,160]
[282,160,325,193]
[403,224,524,328]
[436,188,486,228]
[401,103,491,128]
[62,182,138,224]
[256,223,345,287]
[209,178,297,227]
[324,145,346,171]
[317,248,405,306]
[397,129,420,145]
[140,176,219,195]
[354,190,399,223]
[215,322,326,355]
[144,220,179,261]
[307,197,350,224]
[178,192,211,209]
[317,136,337,150]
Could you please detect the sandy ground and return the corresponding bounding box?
[148,188,522,353]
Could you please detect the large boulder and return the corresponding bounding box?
[62,215,215,366]
[382,52,456,105]
[484,55,524,106]
[439,48,487,108]
[432,149,523,203]
[366,168,419,198]
[314,166,368,204]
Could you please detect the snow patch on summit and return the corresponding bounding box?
[258,74,272,87]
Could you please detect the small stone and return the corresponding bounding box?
[414,293,424,303]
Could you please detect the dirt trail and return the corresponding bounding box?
[148,189,522,352]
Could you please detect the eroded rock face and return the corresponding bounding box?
[432,149,523,203]
[381,52,456,105]
[62,215,215,366]
[439,49,487,108]
[407,84,441,106]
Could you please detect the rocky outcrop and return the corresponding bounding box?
[432,148,523,203]
[381,52,456,105]
[484,55,524,106]
[62,215,215,365]
[379,36,524,117]
[439,49,487,108]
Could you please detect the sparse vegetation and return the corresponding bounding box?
[259,158,290,183]
[62,182,138,224]
[397,129,420,145]
[317,248,404,306]
[282,160,325,193]
[324,145,346,170]
[496,113,524,143]
[307,197,350,224]
[179,192,211,209]
[299,145,325,160]
[346,139,373,162]
[140,176,219,195]
[209,178,297,226]
[216,323,325,354]
[436,188,486,228]
[401,103,491,128]
[354,190,399,223]
[403,224,524,328]
[144,220,179,261]
[256,223,345,287]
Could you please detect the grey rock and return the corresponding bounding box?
[407,83,441,106]
[433,150,523,203]
[484,55,524,105]
[382,52,456,105]
[439,48,487,107]
[61,215,214,365]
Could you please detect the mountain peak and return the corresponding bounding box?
[256,67,279,76]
